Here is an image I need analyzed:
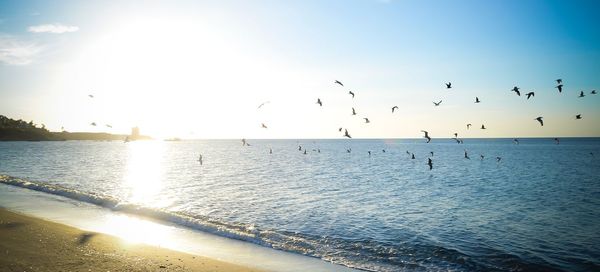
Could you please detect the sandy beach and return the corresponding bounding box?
[0,208,263,272]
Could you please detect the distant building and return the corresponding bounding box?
[131,126,140,140]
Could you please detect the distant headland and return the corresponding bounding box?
[0,115,151,141]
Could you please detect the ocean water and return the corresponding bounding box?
[0,138,599,272]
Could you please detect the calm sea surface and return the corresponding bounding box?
[0,138,599,271]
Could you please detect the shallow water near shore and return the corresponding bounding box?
[1,138,599,271]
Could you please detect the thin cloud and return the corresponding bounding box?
[28,23,79,34]
[0,35,42,65]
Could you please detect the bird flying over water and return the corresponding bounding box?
[591,90,597,94]
[464,150,470,159]
[556,79,562,84]
[556,84,563,93]
[90,122,96,126]
[514,139,520,145]
[578,91,585,98]
[554,138,560,145]
[511,87,521,96]
[257,101,270,109]
[348,91,355,98]
[481,124,486,130]
[454,133,458,138]
[88,94,94,98]
[421,130,431,143]
[535,117,544,126]
[317,98,323,106]
[338,127,343,132]
[467,124,472,129]
[261,123,268,129]
[575,114,582,120]
[433,100,442,106]
[344,129,352,138]
[364,118,370,123]
[427,158,433,170]
[475,97,480,103]
[335,80,344,86]
[480,154,485,160]
[352,107,357,115]
[445,82,452,89]
[526,92,535,99]
[391,106,398,113]
[496,157,502,162]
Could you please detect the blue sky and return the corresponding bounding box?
[1,0,599,138]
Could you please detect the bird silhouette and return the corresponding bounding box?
[382,149,386,153]
[464,150,470,159]
[535,117,544,126]
[526,92,535,99]
[90,122,96,126]
[452,137,461,144]
[555,84,563,93]
[364,118,370,123]
[317,98,323,106]
[556,79,562,84]
[411,153,415,159]
[591,90,597,94]
[467,124,472,129]
[88,94,94,98]
[198,154,203,165]
[347,148,352,153]
[511,87,521,96]
[344,129,352,138]
[352,107,357,115]
[349,91,355,98]
[480,154,485,160]
[514,139,520,145]
[368,151,371,156]
[335,80,344,86]
[496,157,502,162]
[392,106,398,113]
[446,82,452,89]
[575,114,582,120]
[421,130,431,143]
[454,133,458,138]
[481,124,486,129]
[554,138,560,145]
[433,100,442,106]
[261,123,268,129]
[257,101,270,109]
[298,145,302,151]
[427,158,433,170]
[338,127,343,132]
[475,97,481,103]
[578,91,585,98]
[242,139,247,146]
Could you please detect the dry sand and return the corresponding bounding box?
[0,208,264,272]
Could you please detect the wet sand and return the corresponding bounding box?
[0,208,264,272]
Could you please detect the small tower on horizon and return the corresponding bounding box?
[131,126,140,140]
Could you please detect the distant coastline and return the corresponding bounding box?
[0,115,151,141]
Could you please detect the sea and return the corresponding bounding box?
[0,138,599,272]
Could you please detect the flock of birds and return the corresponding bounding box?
[84,78,596,171]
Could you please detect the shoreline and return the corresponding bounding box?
[0,207,263,272]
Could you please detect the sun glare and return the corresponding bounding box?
[123,141,166,206]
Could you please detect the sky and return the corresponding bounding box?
[1,0,599,139]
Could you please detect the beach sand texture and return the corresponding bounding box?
[0,208,263,272]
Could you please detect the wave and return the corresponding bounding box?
[0,174,561,272]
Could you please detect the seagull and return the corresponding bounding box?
[554,138,560,145]
[348,91,355,98]
[480,154,485,160]
[430,151,434,156]
[591,90,597,94]
[556,84,563,93]
[513,139,520,145]
[317,98,323,106]
[496,156,502,162]
[261,123,268,129]
[427,158,433,170]
[526,92,535,99]
[475,97,481,103]
[467,124,472,129]
[242,139,247,146]
[464,150,470,159]
[433,100,442,106]
[352,107,357,115]
[556,79,562,84]
[344,129,352,138]
[511,87,521,96]
[269,148,272,154]
[368,151,371,156]
[391,106,398,113]
[445,82,452,89]
[575,114,582,120]
[421,130,431,143]
[198,154,203,165]
[578,91,585,98]
[363,118,370,123]
[338,127,343,132]
[347,148,352,153]
[90,122,96,126]
[452,137,461,144]
[406,151,411,155]
[105,124,112,128]
[454,133,458,138]
[304,150,307,155]
[298,145,302,151]
[88,94,94,98]
[535,117,544,126]
[481,124,486,130]
[335,80,344,87]
[257,101,270,109]
[411,153,415,159]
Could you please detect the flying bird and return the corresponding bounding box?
[556,84,563,93]
[411,153,415,159]
[430,151,434,156]
[391,106,398,113]
[347,148,352,153]
[261,123,268,129]
[338,127,343,132]
[526,92,535,99]
[480,154,485,160]
[257,101,270,109]
[511,87,521,96]
[427,158,433,170]
[513,139,520,145]
[496,157,502,162]
[88,94,94,98]
[368,151,371,156]
[454,133,458,138]
[591,90,597,94]
[317,98,323,106]
[464,150,470,159]
[467,124,472,129]
[481,124,486,130]
[556,79,562,84]
[433,100,442,106]
[348,91,355,98]
[445,82,452,89]
[344,129,352,138]
[421,130,431,143]
[352,107,357,115]
[475,97,480,103]
[578,91,585,98]
[363,118,370,123]
[575,114,582,120]
[335,80,344,86]
[535,117,544,126]
[90,122,96,126]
